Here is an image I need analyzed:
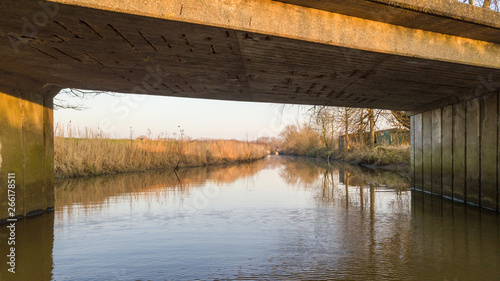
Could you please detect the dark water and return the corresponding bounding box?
[1,156,499,280]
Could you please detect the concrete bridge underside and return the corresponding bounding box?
[0,0,500,220]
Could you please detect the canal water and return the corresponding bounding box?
[1,156,499,280]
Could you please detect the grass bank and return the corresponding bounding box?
[54,133,269,179]
[314,146,411,173]
[280,145,411,172]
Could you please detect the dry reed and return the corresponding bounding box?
[54,123,269,178]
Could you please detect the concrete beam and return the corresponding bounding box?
[52,0,500,70]
[277,0,500,44]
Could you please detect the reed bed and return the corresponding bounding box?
[54,124,269,179]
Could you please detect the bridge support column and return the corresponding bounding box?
[412,90,500,211]
[0,74,59,221]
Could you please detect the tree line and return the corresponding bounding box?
[259,107,410,157]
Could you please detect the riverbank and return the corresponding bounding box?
[54,137,269,179]
[316,146,411,176]
[281,145,411,176]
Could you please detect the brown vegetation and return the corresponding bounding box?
[337,146,411,169]
[276,106,411,169]
[278,123,321,156]
[54,125,269,178]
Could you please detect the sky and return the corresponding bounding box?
[54,89,307,140]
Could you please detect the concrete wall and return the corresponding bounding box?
[0,79,57,221]
[411,91,500,211]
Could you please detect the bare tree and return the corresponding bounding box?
[54,88,111,110]
[307,106,341,149]
[389,111,411,130]
[339,107,358,149]
[463,0,499,11]
[368,109,375,148]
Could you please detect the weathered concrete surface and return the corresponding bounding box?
[441,105,452,199]
[0,0,499,112]
[0,72,58,220]
[413,91,500,211]
[414,114,423,190]
[422,111,432,193]
[452,102,466,202]
[0,89,24,220]
[431,108,442,195]
[480,93,498,210]
[411,117,415,189]
[277,0,500,44]
[43,95,55,212]
[466,99,481,206]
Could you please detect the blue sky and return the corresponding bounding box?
[54,90,305,140]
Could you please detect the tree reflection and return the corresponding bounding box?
[263,159,415,280]
[278,157,325,188]
[315,163,410,209]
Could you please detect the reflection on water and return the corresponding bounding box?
[0,156,499,280]
[55,160,267,212]
[0,212,54,281]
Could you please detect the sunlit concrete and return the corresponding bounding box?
[0,71,57,219]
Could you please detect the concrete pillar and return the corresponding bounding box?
[413,114,423,190]
[0,73,59,221]
[431,108,442,195]
[411,116,415,189]
[480,93,498,210]
[465,98,480,206]
[422,111,433,193]
[441,105,453,199]
[452,102,466,202]
[412,91,500,212]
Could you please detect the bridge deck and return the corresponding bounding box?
[0,0,499,112]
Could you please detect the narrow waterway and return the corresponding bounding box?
[1,156,499,280]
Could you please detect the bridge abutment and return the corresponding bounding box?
[0,74,59,221]
[412,91,500,211]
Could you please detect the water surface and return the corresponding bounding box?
[1,156,499,280]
